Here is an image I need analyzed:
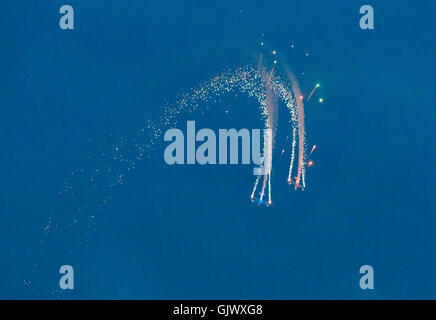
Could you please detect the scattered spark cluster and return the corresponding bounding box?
[28,42,325,294]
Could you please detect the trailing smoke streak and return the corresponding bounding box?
[285,69,306,189]
[306,83,319,102]
[257,53,263,72]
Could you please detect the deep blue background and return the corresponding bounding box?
[0,1,434,299]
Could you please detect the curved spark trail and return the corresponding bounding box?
[148,65,307,199]
[27,63,309,296]
[37,65,308,252]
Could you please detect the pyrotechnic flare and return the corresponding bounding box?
[309,145,316,156]
[306,83,319,102]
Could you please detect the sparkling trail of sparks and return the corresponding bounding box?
[285,69,306,189]
[260,80,277,198]
[288,127,297,183]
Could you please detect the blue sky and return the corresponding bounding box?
[0,0,434,299]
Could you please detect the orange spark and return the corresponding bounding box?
[294,176,300,190]
[309,145,317,156]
